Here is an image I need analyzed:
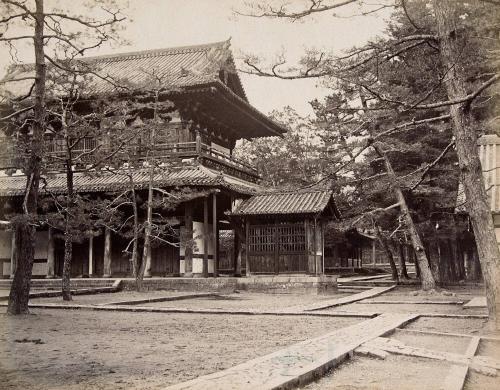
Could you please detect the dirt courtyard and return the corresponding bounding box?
[0,309,360,390]
[1,286,499,389]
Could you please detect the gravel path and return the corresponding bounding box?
[0,309,360,390]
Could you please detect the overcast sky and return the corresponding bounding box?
[0,0,392,116]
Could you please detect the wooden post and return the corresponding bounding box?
[88,235,94,277]
[10,229,16,279]
[371,239,376,266]
[233,229,241,276]
[203,196,209,277]
[245,220,250,277]
[213,193,218,277]
[144,245,152,278]
[103,228,112,278]
[184,202,193,277]
[195,130,202,154]
[46,228,55,278]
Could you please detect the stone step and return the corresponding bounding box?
[0,278,116,290]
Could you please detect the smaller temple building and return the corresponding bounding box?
[229,189,340,275]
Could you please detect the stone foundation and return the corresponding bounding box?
[121,275,338,294]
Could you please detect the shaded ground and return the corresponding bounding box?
[0,309,360,390]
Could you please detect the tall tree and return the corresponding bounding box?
[0,0,125,313]
[237,0,500,326]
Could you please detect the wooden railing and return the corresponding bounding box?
[0,139,259,180]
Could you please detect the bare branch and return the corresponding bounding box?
[410,141,455,191]
[0,105,34,121]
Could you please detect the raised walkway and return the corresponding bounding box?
[165,313,417,390]
[291,285,396,312]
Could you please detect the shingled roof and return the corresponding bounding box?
[230,189,340,217]
[0,163,262,197]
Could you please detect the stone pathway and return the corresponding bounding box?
[165,313,417,390]
[291,286,396,312]
[463,296,487,309]
[337,274,392,283]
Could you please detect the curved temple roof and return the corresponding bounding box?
[1,40,286,138]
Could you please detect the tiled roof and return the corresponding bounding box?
[2,40,285,137]
[0,164,262,197]
[456,134,500,213]
[4,40,246,99]
[230,190,338,216]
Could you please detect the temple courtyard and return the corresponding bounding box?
[0,280,498,390]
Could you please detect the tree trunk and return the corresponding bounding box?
[62,114,74,301]
[398,242,409,279]
[373,143,436,290]
[375,225,399,282]
[434,0,500,327]
[7,0,46,315]
[129,177,139,280]
[428,240,441,285]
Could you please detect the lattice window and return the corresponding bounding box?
[248,224,305,253]
[248,226,275,253]
[278,225,305,253]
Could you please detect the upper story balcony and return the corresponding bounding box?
[0,136,260,183]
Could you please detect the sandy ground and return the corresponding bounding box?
[390,330,470,354]
[0,309,360,390]
[141,292,350,311]
[29,290,211,305]
[404,316,490,335]
[302,355,452,390]
[327,302,489,315]
[366,286,484,303]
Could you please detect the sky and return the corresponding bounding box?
[0,0,392,116]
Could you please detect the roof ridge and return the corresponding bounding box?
[256,188,332,196]
[81,40,230,63]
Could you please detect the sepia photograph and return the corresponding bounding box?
[0,0,499,389]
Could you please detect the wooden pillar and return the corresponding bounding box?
[233,230,241,276]
[46,228,55,278]
[10,229,16,279]
[195,130,202,154]
[203,196,209,277]
[371,239,376,266]
[213,193,218,277]
[314,219,322,275]
[103,228,112,278]
[245,220,250,277]
[144,245,152,278]
[88,236,94,277]
[184,202,193,277]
